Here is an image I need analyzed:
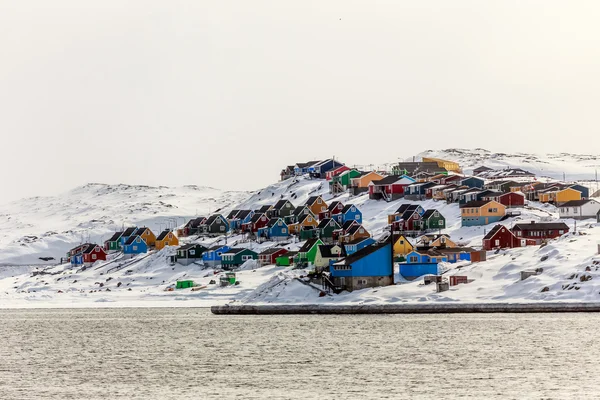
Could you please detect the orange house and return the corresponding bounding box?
[135,227,156,247]
[155,230,179,250]
[305,196,328,216]
[351,171,385,190]
[289,213,318,234]
[341,224,370,243]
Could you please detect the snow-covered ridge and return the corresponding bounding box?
[0,183,251,265]
[414,148,600,181]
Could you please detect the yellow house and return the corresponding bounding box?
[539,187,581,204]
[155,230,179,250]
[417,234,457,248]
[135,227,156,247]
[461,200,506,226]
[289,213,318,234]
[393,235,414,257]
[351,171,385,189]
[423,157,462,173]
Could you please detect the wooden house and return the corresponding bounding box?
[460,200,506,227]
[201,214,229,235]
[176,243,207,265]
[340,223,370,243]
[258,248,288,266]
[289,213,318,234]
[246,213,269,233]
[417,234,457,248]
[350,171,385,195]
[286,205,315,225]
[539,187,582,205]
[119,227,138,246]
[294,161,320,175]
[330,240,393,292]
[155,230,179,250]
[393,234,414,259]
[257,218,289,240]
[482,225,522,251]
[123,235,148,256]
[228,210,254,231]
[511,221,569,244]
[296,238,323,265]
[202,245,230,267]
[559,199,600,220]
[422,157,461,173]
[320,200,345,219]
[221,248,258,269]
[326,165,350,181]
[132,227,156,247]
[460,176,485,189]
[104,232,123,252]
[368,175,416,201]
[330,169,361,194]
[182,217,206,236]
[314,244,346,272]
[404,182,437,200]
[333,204,362,226]
[316,218,341,241]
[484,180,519,193]
[276,251,297,267]
[308,159,345,179]
[269,200,295,218]
[421,209,446,231]
[305,196,328,216]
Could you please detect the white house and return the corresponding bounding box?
[559,199,600,220]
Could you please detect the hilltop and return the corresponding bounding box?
[1,148,600,308]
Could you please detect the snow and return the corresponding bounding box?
[2,149,600,308]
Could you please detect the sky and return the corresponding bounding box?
[1,1,600,204]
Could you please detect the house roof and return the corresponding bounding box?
[299,238,321,253]
[226,210,240,219]
[178,243,206,251]
[305,196,321,206]
[257,205,272,213]
[297,213,315,224]
[460,200,495,209]
[483,225,511,240]
[418,233,450,242]
[236,210,253,220]
[122,227,137,237]
[273,199,292,210]
[156,230,172,241]
[341,220,357,231]
[335,239,390,266]
[222,248,250,255]
[260,247,287,256]
[317,218,339,229]
[422,209,441,220]
[292,205,310,216]
[342,204,358,214]
[266,218,285,228]
[370,175,404,186]
[560,199,598,208]
[512,222,569,231]
[82,244,103,254]
[318,244,346,258]
[395,204,420,214]
[124,235,142,246]
[106,232,123,242]
[346,224,366,236]
[207,245,227,251]
[328,201,343,211]
[250,213,266,223]
[204,215,222,226]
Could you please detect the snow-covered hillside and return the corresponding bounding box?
[2,149,600,308]
[415,148,600,183]
[0,184,250,265]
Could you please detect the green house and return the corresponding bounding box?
[104,231,123,251]
[422,209,446,231]
[176,243,207,266]
[300,228,319,240]
[295,238,323,265]
[316,218,340,240]
[276,251,297,266]
[176,280,195,289]
[221,248,258,269]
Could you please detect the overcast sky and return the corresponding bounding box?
[1,1,599,204]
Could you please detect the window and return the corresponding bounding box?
[189,250,195,256]
[409,256,418,263]
[137,238,141,243]
[92,254,97,260]
[133,246,138,251]
[168,234,172,238]
[359,229,364,233]
[495,240,500,246]
[431,258,436,262]
[573,208,578,214]
[317,198,322,204]
[399,240,404,245]
[282,228,286,233]
[439,220,444,226]
[308,217,312,222]
[278,221,282,226]
[351,206,356,212]
[95,247,100,252]
[217,252,222,256]
[515,231,522,237]
[559,230,564,234]
[355,215,360,220]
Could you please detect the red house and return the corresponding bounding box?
[326,165,350,181]
[250,213,270,233]
[82,244,107,264]
[495,192,525,208]
[511,221,570,243]
[369,175,416,201]
[483,225,521,250]
[320,201,345,220]
[258,248,288,265]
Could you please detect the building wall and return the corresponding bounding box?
[400,263,439,279]
[556,188,582,204]
[462,215,504,226]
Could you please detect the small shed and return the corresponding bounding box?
[176,280,195,289]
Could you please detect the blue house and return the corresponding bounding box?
[333,204,362,225]
[123,235,148,256]
[461,176,485,189]
[119,227,138,246]
[257,218,289,240]
[569,184,590,199]
[458,189,482,205]
[343,237,376,255]
[294,161,320,175]
[330,240,393,292]
[202,244,230,267]
[401,247,476,280]
[228,210,254,231]
[70,254,84,266]
[308,159,345,178]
